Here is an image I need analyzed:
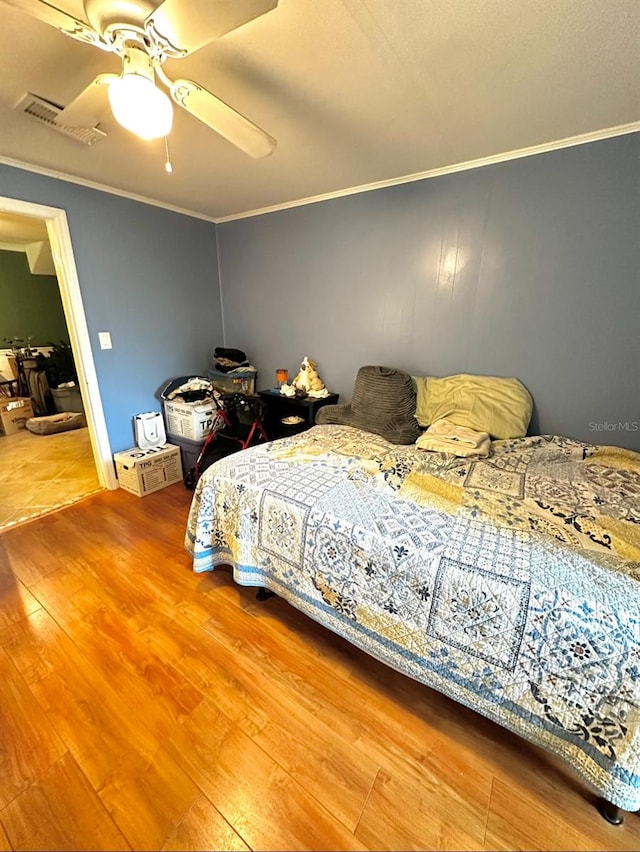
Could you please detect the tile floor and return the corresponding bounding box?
[0,426,102,532]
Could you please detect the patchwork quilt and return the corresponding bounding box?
[185,425,640,810]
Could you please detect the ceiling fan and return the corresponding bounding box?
[4,0,278,157]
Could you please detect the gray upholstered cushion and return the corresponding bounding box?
[315,403,353,426]
[316,366,420,444]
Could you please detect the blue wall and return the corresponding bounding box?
[3,134,637,455]
[0,165,221,453]
[218,133,640,451]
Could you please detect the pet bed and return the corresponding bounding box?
[26,412,86,435]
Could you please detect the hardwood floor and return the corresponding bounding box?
[0,484,638,851]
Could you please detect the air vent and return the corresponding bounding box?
[14,93,106,146]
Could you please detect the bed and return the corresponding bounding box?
[185,422,640,819]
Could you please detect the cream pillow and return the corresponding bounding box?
[412,374,533,439]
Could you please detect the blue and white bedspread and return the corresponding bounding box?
[185,424,640,810]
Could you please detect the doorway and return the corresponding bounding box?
[0,195,116,510]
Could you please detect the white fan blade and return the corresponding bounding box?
[57,73,116,127]
[2,0,111,49]
[169,78,276,158]
[146,0,278,56]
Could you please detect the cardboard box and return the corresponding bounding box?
[114,444,182,497]
[0,397,34,436]
[163,397,221,441]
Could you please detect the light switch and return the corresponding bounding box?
[99,331,112,350]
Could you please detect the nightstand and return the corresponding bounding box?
[258,389,340,439]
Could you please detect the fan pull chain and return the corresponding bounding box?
[164,136,173,174]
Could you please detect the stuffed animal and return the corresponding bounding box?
[292,356,326,393]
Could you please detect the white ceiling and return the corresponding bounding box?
[0,210,48,244]
[0,210,55,274]
[0,0,638,222]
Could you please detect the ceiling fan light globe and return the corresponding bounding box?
[108,74,173,140]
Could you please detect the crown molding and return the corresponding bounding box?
[1,122,638,225]
[215,122,640,223]
[0,155,218,224]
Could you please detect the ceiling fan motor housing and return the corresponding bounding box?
[121,43,156,83]
[83,0,157,38]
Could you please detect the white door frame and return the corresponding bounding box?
[0,195,117,489]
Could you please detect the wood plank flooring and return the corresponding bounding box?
[0,483,638,851]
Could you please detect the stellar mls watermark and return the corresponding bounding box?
[588,421,639,432]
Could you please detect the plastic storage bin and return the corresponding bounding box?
[167,434,205,477]
[51,386,85,414]
[208,368,257,396]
